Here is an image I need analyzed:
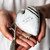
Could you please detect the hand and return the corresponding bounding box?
[0,10,37,49]
[16,25,37,49]
[16,44,28,50]
[36,7,46,43]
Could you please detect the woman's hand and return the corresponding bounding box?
[38,17,46,43]
[0,10,14,41]
[36,6,46,43]
[0,10,37,49]
[16,44,29,50]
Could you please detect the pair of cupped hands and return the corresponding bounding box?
[0,7,46,50]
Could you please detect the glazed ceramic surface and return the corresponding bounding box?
[15,7,40,36]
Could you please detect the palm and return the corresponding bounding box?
[0,11,38,50]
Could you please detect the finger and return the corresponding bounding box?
[16,38,30,49]
[38,19,46,43]
[16,46,23,50]
[16,26,37,44]
[16,33,35,47]
[17,31,37,45]
[21,48,28,50]
[1,26,13,41]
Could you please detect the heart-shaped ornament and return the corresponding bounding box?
[15,7,40,36]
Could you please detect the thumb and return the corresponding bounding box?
[38,32,44,43]
[38,19,46,43]
[1,26,13,41]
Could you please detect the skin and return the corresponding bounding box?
[36,4,50,42]
[0,4,50,50]
[0,10,37,50]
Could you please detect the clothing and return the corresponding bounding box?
[0,0,50,50]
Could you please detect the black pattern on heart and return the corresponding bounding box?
[28,7,39,14]
[27,8,39,18]
[27,7,40,18]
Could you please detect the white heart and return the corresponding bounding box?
[15,7,40,36]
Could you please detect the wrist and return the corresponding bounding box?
[36,6,46,19]
[36,4,50,18]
